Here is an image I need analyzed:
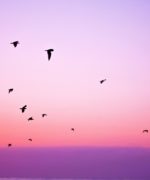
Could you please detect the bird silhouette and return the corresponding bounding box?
[20,105,27,113]
[100,79,107,84]
[8,144,12,147]
[28,117,34,121]
[10,41,19,47]
[71,128,75,131]
[143,129,148,133]
[45,49,54,60]
[28,138,32,141]
[8,88,13,93]
[42,114,47,117]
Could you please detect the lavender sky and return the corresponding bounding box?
[0,0,150,147]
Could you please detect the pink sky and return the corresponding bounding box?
[0,0,150,147]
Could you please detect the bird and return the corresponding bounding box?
[8,144,12,147]
[42,114,47,117]
[45,49,54,60]
[28,138,32,141]
[71,128,75,132]
[100,79,107,84]
[10,41,19,47]
[28,117,34,121]
[143,129,148,133]
[20,105,27,113]
[8,88,13,93]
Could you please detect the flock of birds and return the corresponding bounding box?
[6,41,149,147]
[7,41,75,147]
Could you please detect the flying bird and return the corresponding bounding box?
[20,105,27,113]
[45,49,54,60]
[71,128,75,132]
[28,138,32,141]
[10,41,19,47]
[143,129,148,133]
[28,117,34,121]
[100,79,107,84]
[8,144,12,147]
[42,114,47,117]
[8,88,13,93]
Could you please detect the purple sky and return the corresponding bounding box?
[1,1,150,178]
[0,0,150,147]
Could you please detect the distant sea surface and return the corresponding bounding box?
[0,147,150,179]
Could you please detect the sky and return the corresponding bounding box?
[0,0,150,147]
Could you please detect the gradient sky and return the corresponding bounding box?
[0,0,150,147]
